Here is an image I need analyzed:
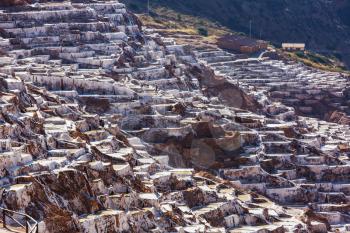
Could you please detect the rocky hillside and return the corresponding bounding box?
[122,0,350,69]
[0,1,350,233]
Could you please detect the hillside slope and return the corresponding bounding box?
[122,0,350,69]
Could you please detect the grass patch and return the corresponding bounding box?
[285,50,349,73]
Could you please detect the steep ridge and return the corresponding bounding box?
[0,1,349,233]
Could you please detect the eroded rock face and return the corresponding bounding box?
[80,96,111,114]
[139,120,242,169]
[189,64,261,113]
[326,110,350,125]
[0,0,349,232]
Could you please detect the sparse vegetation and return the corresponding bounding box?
[121,0,350,70]
[137,7,233,47]
[125,1,349,73]
[286,50,349,73]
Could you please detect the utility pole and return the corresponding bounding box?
[249,20,252,38]
[147,0,150,16]
[260,29,262,40]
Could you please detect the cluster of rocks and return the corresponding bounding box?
[0,1,349,233]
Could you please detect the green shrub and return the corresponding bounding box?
[308,53,329,65]
[295,51,306,58]
[197,27,208,36]
[177,14,182,21]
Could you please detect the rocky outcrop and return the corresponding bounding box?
[189,64,261,112]
[326,111,350,125]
